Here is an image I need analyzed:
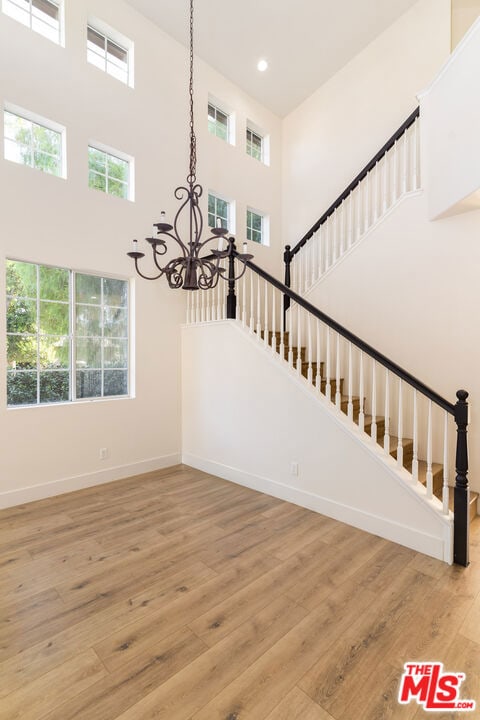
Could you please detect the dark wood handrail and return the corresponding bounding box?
[290,106,420,258]
[243,257,455,416]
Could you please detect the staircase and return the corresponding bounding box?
[260,328,477,523]
[186,105,474,564]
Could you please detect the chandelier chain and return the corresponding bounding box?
[188,0,196,184]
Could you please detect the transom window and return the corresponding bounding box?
[87,25,131,86]
[247,209,267,245]
[6,260,129,407]
[208,193,230,232]
[88,146,130,200]
[2,0,61,44]
[208,102,230,142]
[4,109,64,177]
[246,128,263,162]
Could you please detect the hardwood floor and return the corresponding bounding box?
[1,464,480,719]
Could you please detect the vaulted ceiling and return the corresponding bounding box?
[125,0,420,116]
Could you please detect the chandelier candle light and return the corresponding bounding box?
[127,0,252,308]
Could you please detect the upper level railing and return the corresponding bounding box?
[285,107,421,297]
[187,247,470,567]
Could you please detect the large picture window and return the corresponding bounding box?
[6,260,129,407]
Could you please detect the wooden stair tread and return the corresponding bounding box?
[448,488,478,522]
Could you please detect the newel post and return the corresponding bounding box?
[454,389,470,567]
[226,239,237,319]
[283,244,292,327]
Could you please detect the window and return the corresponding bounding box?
[208,193,231,232]
[208,102,230,142]
[247,209,268,245]
[6,260,129,407]
[4,108,64,177]
[87,24,131,86]
[2,0,62,44]
[246,127,263,162]
[88,146,130,200]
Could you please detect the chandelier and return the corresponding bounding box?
[127,0,252,291]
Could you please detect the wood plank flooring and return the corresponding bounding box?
[1,464,480,719]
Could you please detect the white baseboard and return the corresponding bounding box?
[0,453,182,509]
[183,452,451,563]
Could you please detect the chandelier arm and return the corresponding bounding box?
[153,230,187,254]
[173,187,194,253]
[218,256,251,282]
[133,257,165,281]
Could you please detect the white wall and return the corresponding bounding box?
[0,0,282,505]
[419,17,480,219]
[451,0,480,47]
[182,321,452,562]
[282,0,451,249]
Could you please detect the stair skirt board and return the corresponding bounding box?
[183,453,452,563]
[182,320,453,564]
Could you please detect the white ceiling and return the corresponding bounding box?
[125,0,420,117]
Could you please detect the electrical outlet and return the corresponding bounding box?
[99,448,108,460]
[290,461,299,476]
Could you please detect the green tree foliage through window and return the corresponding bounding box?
[6,261,129,406]
[4,111,62,176]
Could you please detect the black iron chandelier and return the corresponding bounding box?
[127,0,252,290]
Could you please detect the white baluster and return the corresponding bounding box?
[271,285,276,353]
[222,278,227,320]
[402,130,408,194]
[264,280,269,348]
[382,153,388,213]
[392,140,398,203]
[297,304,302,374]
[335,333,341,408]
[325,220,330,269]
[347,342,353,420]
[310,240,315,289]
[365,172,370,233]
[206,289,211,322]
[397,379,403,468]
[413,119,419,191]
[315,319,322,391]
[307,314,313,383]
[280,288,285,359]
[340,199,348,257]
[256,275,261,336]
[332,212,337,264]
[249,271,254,332]
[373,164,378,222]
[348,193,353,248]
[426,399,433,499]
[412,389,419,482]
[371,360,377,442]
[325,327,332,401]
[384,369,390,454]
[241,274,246,326]
[359,351,365,432]
[443,411,449,514]
[288,302,293,366]
[355,186,361,242]
[195,287,200,323]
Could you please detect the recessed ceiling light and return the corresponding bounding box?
[257,59,268,72]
